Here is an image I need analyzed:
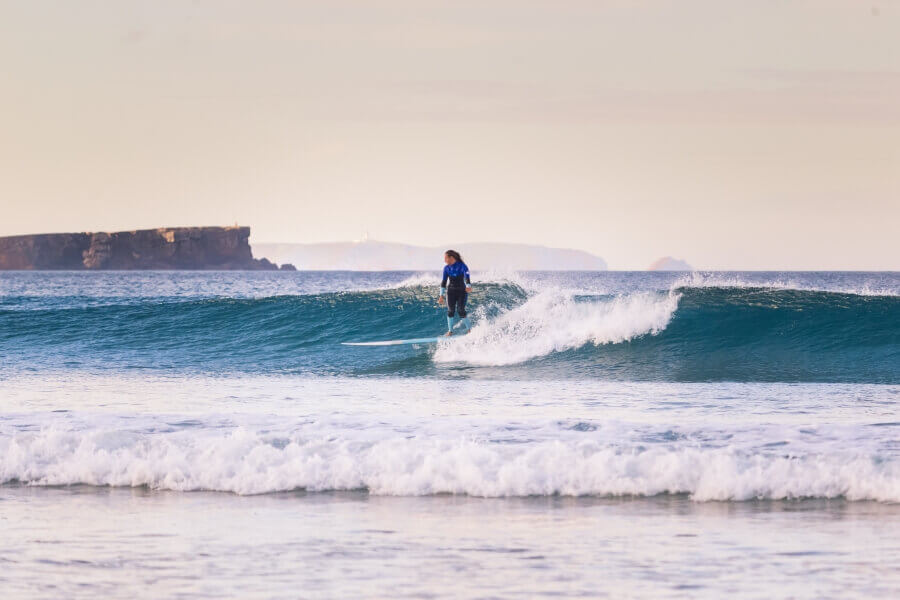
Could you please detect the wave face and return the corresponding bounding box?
[0,272,898,382]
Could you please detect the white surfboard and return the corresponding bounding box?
[342,334,466,346]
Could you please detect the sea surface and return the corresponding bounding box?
[1,270,898,598]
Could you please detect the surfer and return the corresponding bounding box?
[438,250,472,336]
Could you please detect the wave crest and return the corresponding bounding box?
[433,291,680,366]
[3,428,897,501]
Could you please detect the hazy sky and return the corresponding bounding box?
[1,1,898,269]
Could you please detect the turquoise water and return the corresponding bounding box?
[2,271,897,381]
[1,271,898,598]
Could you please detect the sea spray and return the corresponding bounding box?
[433,290,680,366]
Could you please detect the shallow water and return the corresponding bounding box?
[1,271,898,597]
[2,487,898,599]
[3,375,899,501]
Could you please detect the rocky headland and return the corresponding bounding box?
[0,226,294,270]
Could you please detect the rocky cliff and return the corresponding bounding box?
[0,227,287,270]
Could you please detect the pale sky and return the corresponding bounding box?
[1,1,898,269]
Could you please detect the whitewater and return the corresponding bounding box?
[1,270,899,598]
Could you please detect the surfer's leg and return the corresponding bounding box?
[446,304,458,334]
[446,292,457,319]
[446,289,460,334]
[457,293,471,332]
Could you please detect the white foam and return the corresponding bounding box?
[2,426,897,501]
[433,290,680,366]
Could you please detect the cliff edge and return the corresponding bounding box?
[0,226,285,270]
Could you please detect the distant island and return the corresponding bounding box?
[0,226,295,271]
[647,256,693,271]
[253,239,608,271]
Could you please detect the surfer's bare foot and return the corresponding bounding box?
[444,331,453,337]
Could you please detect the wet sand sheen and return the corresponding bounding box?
[2,485,898,599]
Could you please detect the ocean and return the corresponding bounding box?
[1,270,898,598]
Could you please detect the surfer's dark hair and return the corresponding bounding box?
[445,249,464,263]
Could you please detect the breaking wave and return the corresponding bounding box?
[3,420,897,501]
[1,280,897,382]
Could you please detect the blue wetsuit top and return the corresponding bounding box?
[441,262,471,291]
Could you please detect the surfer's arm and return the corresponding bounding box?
[439,267,448,302]
[464,265,471,291]
[440,267,449,296]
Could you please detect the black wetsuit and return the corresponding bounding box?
[441,261,470,317]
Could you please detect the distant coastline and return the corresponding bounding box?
[254,240,607,271]
[0,226,294,271]
[0,229,611,271]
[647,256,693,271]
